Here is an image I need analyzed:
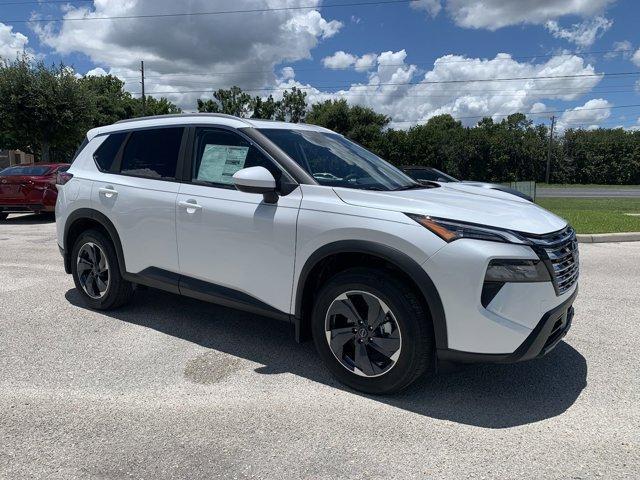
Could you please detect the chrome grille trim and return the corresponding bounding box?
[523,226,579,295]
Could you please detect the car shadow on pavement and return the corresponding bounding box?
[65,287,587,429]
[2,213,55,224]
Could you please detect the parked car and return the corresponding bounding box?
[0,163,70,220]
[56,114,578,394]
[401,165,534,201]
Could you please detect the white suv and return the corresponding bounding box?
[56,114,579,394]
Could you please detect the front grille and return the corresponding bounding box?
[524,226,579,295]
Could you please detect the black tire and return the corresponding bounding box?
[312,267,434,394]
[71,229,133,310]
[0,213,7,221]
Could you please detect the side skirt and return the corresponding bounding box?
[124,267,291,323]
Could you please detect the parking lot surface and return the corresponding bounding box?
[1,215,638,479]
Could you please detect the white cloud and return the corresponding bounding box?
[0,22,29,60]
[85,67,108,77]
[545,16,613,48]
[556,98,612,131]
[604,40,632,59]
[530,102,547,114]
[322,51,357,69]
[354,53,378,72]
[32,0,342,109]
[422,0,615,30]
[278,51,603,128]
[322,51,379,71]
[410,0,442,17]
[632,48,640,67]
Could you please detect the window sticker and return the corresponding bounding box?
[196,144,249,184]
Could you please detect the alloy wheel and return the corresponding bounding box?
[325,290,402,378]
[76,242,110,299]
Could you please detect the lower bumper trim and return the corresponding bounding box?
[438,286,577,364]
[0,204,46,213]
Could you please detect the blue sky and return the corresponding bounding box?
[1,0,639,129]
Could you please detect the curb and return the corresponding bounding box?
[577,232,640,243]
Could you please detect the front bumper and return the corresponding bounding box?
[422,237,578,357]
[438,287,576,363]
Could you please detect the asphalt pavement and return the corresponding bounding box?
[1,214,638,479]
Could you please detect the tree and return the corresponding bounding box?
[80,74,136,126]
[277,86,307,123]
[306,99,389,146]
[197,86,252,116]
[0,55,96,162]
[251,95,279,119]
[131,95,182,117]
[197,86,307,121]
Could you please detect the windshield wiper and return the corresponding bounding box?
[392,183,428,191]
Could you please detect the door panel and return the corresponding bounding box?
[176,184,301,314]
[92,174,179,274]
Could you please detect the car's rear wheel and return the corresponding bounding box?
[312,268,434,394]
[71,229,133,310]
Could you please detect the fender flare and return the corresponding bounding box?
[63,208,126,275]
[295,240,448,349]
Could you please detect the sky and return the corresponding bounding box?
[1,0,640,131]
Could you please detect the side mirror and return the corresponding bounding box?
[232,166,278,203]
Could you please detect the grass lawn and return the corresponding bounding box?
[537,183,640,189]
[536,198,640,234]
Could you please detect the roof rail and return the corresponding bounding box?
[114,112,247,125]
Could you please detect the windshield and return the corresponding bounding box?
[0,165,51,176]
[259,128,421,191]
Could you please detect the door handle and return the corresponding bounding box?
[178,200,202,213]
[98,186,118,198]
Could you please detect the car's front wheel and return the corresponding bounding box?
[71,229,133,310]
[312,268,434,394]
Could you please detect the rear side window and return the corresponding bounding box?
[93,132,127,172]
[0,165,51,176]
[121,128,183,180]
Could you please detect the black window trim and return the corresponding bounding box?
[89,122,314,192]
[92,126,188,184]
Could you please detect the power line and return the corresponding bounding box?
[130,71,640,95]
[134,87,640,100]
[110,48,635,80]
[5,0,413,23]
[389,103,640,124]
[0,0,93,5]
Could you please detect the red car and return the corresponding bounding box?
[0,163,70,220]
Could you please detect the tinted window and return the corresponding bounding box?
[260,128,418,191]
[121,128,183,180]
[0,165,51,176]
[93,132,127,172]
[192,128,280,187]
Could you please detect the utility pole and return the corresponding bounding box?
[140,60,146,116]
[545,115,556,184]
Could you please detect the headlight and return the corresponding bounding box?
[405,214,528,244]
[485,259,550,282]
[481,259,551,307]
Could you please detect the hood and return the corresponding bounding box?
[333,183,566,235]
